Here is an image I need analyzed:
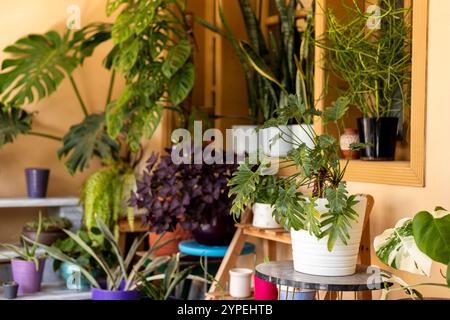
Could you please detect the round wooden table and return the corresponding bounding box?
[255,261,390,300]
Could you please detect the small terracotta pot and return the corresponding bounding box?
[149,224,192,257]
[22,228,67,246]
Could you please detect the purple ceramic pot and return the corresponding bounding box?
[11,258,45,295]
[25,168,50,198]
[192,215,236,246]
[91,280,141,300]
[91,288,141,301]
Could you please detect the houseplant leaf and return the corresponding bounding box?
[169,63,195,106]
[323,97,350,124]
[0,107,33,147]
[162,39,192,79]
[58,114,119,175]
[0,31,78,106]
[374,218,433,276]
[412,211,450,265]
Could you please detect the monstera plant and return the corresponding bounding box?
[0,0,195,235]
[374,207,450,299]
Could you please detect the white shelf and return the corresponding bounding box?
[0,197,80,209]
[0,283,91,300]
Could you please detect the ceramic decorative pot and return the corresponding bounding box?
[91,288,141,300]
[340,128,360,160]
[229,268,253,299]
[279,287,316,300]
[254,275,278,300]
[291,196,367,277]
[25,168,50,198]
[252,203,281,229]
[149,224,192,257]
[59,262,99,290]
[22,228,67,246]
[11,258,46,295]
[261,126,293,158]
[2,282,19,299]
[289,124,315,150]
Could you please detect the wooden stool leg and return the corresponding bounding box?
[262,239,277,261]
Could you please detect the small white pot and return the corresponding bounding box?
[252,203,282,229]
[289,124,315,150]
[231,125,259,157]
[261,126,292,157]
[229,268,253,298]
[291,196,367,276]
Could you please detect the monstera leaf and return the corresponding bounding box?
[169,63,195,105]
[374,218,433,276]
[0,107,33,147]
[162,40,192,79]
[58,114,119,175]
[413,209,450,266]
[0,31,78,106]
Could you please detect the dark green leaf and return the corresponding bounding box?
[323,97,350,124]
[162,40,192,79]
[58,114,119,175]
[0,107,33,147]
[169,63,195,105]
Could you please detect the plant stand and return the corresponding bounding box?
[207,195,374,300]
[255,261,389,300]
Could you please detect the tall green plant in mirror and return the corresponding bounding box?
[0,0,195,237]
[317,0,412,161]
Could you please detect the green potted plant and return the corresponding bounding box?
[229,47,368,275]
[318,0,412,160]
[374,207,450,299]
[198,0,315,157]
[0,214,46,295]
[22,216,72,246]
[35,216,173,300]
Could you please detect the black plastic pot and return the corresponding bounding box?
[357,117,399,161]
[2,282,19,299]
[192,215,236,246]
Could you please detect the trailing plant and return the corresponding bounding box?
[24,216,72,232]
[81,163,137,243]
[33,216,173,291]
[374,207,450,299]
[317,0,412,118]
[197,0,315,123]
[229,49,364,250]
[0,213,45,270]
[130,148,237,234]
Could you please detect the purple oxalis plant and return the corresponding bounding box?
[129,147,238,234]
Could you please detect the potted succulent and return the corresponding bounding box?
[374,207,450,299]
[131,148,238,247]
[35,216,173,300]
[22,216,72,246]
[0,214,46,295]
[318,0,412,161]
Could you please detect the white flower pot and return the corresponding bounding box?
[231,125,259,157]
[252,203,282,229]
[289,124,315,150]
[291,196,367,276]
[261,126,292,157]
[229,268,253,298]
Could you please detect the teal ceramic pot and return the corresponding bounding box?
[59,262,96,290]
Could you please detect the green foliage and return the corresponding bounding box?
[58,114,119,175]
[36,216,173,291]
[24,216,72,232]
[228,163,261,218]
[81,164,136,244]
[198,0,315,123]
[0,106,33,147]
[412,211,450,266]
[137,254,195,300]
[318,0,412,118]
[0,213,44,270]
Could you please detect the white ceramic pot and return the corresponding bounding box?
[252,203,282,229]
[289,124,315,150]
[231,125,259,157]
[229,268,253,298]
[261,126,292,157]
[291,196,367,276]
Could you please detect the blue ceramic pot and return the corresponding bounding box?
[59,262,97,290]
[279,288,316,300]
[25,168,50,198]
